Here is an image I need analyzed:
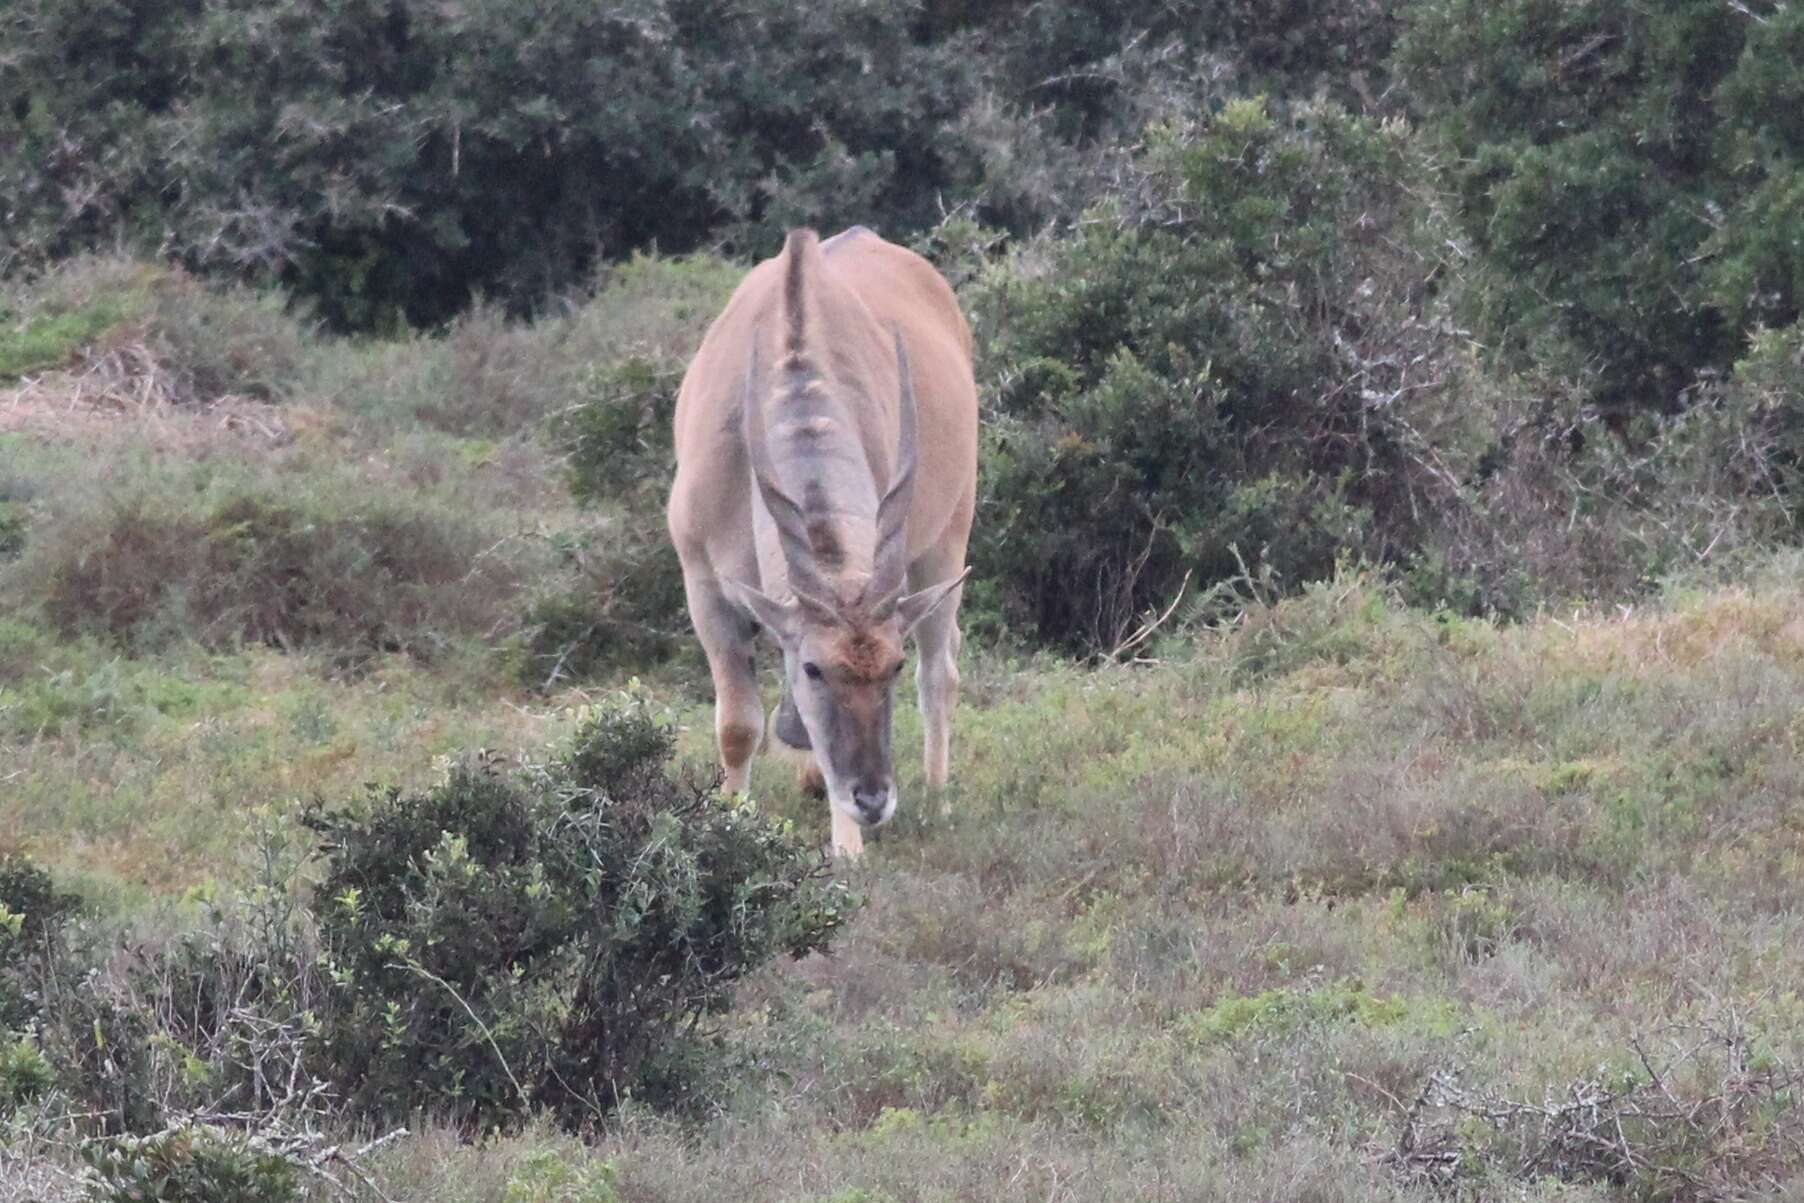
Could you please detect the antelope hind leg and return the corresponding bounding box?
[909,549,967,809]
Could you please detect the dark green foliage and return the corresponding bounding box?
[83,1125,300,1203]
[1397,0,1804,412]
[0,855,81,1031]
[965,0,1402,137]
[0,1031,55,1112]
[0,502,29,561]
[562,356,683,507]
[517,520,689,689]
[0,860,161,1136]
[527,353,691,687]
[970,100,1426,651]
[1731,322,1804,505]
[0,0,989,331]
[304,698,854,1130]
[1,0,1413,330]
[42,990,161,1136]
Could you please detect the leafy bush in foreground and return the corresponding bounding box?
[83,1124,301,1203]
[0,854,81,1031]
[0,703,850,1194]
[305,697,854,1130]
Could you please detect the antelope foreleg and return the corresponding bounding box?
[685,572,763,795]
[830,809,866,858]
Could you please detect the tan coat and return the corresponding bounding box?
[667,227,978,856]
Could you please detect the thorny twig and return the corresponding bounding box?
[1379,1012,1804,1197]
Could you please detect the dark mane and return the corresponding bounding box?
[782,229,818,368]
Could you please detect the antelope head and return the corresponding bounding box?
[728,333,966,829]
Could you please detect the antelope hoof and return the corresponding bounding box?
[830,809,866,859]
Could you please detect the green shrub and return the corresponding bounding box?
[0,1030,55,1112]
[970,99,1433,651]
[0,855,82,1030]
[1181,979,1409,1045]
[304,695,855,1130]
[516,517,689,689]
[0,500,28,560]
[83,1124,301,1203]
[562,356,682,506]
[538,315,703,686]
[0,708,854,1146]
[0,859,165,1136]
[501,1149,621,1203]
[1406,317,1804,617]
[968,0,1404,139]
[1725,320,1804,519]
[1397,0,1804,413]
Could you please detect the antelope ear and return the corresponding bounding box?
[723,578,797,640]
[896,567,971,634]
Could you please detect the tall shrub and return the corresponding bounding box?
[305,697,854,1129]
[970,99,1444,651]
[1396,0,1804,413]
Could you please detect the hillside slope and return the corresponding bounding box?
[2,259,1802,1200]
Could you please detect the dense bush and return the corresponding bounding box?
[1397,0,1804,414]
[517,515,690,689]
[0,855,81,1031]
[83,1125,301,1203]
[0,703,853,1193]
[304,696,854,1129]
[562,356,683,507]
[0,856,165,1137]
[0,0,989,330]
[968,99,1446,651]
[0,0,1411,330]
[966,0,1403,136]
[530,315,704,687]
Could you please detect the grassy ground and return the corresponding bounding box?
[4,262,1803,1200]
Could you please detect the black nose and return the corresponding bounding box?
[852,783,888,824]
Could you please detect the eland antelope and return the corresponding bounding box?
[667,226,978,856]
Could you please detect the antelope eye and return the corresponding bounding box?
[891,661,906,679]
[802,661,823,681]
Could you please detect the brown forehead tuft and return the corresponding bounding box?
[831,627,901,683]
